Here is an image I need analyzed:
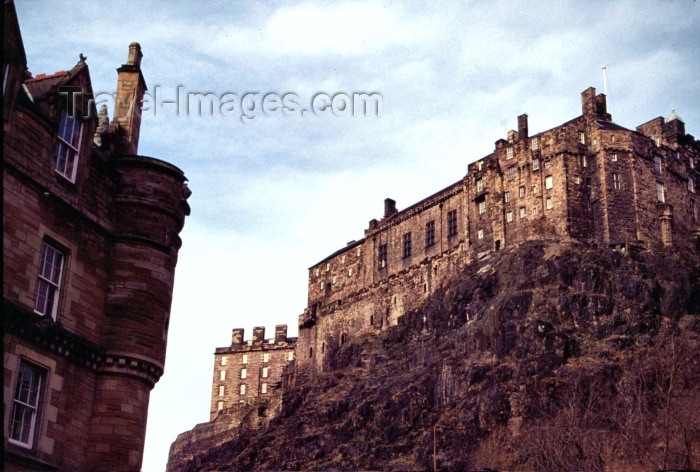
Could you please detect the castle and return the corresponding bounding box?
[202,85,699,433]
[3,3,190,471]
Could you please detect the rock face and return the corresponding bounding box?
[170,241,699,471]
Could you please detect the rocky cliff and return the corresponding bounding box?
[169,240,699,471]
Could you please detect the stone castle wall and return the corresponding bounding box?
[295,87,700,379]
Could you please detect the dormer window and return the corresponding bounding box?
[55,111,82,182]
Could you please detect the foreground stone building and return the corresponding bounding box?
[3,3,190,470]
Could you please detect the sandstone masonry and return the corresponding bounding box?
[3,3,190,471]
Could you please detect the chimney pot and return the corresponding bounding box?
[127,42,142,68]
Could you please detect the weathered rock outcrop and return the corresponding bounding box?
[170,241,699,471]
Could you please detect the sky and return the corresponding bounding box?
[13,1,700,470]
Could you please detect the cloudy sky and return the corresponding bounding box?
[14,1,700,470]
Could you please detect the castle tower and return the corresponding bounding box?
[84,44,191,471]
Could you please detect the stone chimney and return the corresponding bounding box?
[384,198,397,218]
[252,326,265,347]
[275,325,288,344]
[113,42,146,155]
[517,114,528,140]
[231,328,244,346]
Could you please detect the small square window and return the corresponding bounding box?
[507,147,514,159]
[546,197,553,210]
[545,175,553,190]
[611,153,618,162]
[477,229,484,240]
[506,211,513,223]
[544,159,551,168]
[574,175,581,185]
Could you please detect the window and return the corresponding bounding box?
[506,211,513,223]
[218,385,225,397]
[546,197,553,210]
[326,263,330,272]
[612,173,621,190]
[447,210,457,237]
[507,166,516,181]
[315,268,320,277]
[356,247,362,257]
[240,368,247,379]
[348,268,353,277]
[425,221,435,248]
[545,175,553,190]
[378,243,387,268]
[544,159,551,168]
[319,281,323,290]
[309,347,313,358]
[221,356,227,366]
[340,333,347,344]
[9,363,44,447]
[55,111,82,182]
[332,276,337,284]
[532,158,540,171]
[578,131,585,144]
[654,155,662,174]
[478,201,486,215]
[34,241,64,319]
[689,177,696,193]
[519,207,526,218]
[240,384,246,395]
[477,161,483,171]
[218,401,224,411]
[403,232,411,258]
[341,255,346,264]
[506,147,514,159]
[288,351,294,361]
[574,175,581,185]
[261,383,268,394]
[654,137,661,147]
[263,353,270,363]
[220,370,226,381]
[262,367,269,378]
[531,137,539,151]
[476,179,483,192]
[532,185,538,194]
[690,157,695,169]
[611,153,618,162]
[580,155,587,168]
[477,229,484,240]
[242,354,248,364]
[519,186,525,198]
[657,182,665,202]
[533,206,539,216]
[504,191,510,203]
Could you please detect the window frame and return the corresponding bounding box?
[378,243,388,269]
[545,175,553,190]
[402,232,412,259]
[447,210,458,237]
[656,182,665,203]
[532,158,540,171]
[425,220,436,248]
[478,200,486,215]
[9,362,44,449]
[506,166,516,181]
[612,173,621,190]
[55,110,83,183]
[34,241,65,320]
